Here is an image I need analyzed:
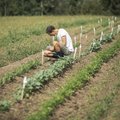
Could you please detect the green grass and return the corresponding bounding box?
[0,60,41,86]
[0,16,107,67]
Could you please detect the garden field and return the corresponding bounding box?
[0,15,120,120]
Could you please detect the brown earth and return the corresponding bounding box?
[49,48,120,120]
[0,27,119,120]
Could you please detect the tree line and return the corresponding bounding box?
[0,0,120,16]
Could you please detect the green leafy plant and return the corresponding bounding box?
[0,100,11,112]
[89,39,101,52]
[0,60,40,86]
[27,38,120,120]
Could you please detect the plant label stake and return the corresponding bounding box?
[80,32,82,43]
[79,44,82,57]
[117,25,120,34]
[93,27,96,38]
[74,36,77,47]
[73,47,77,59]
[100,32,103,42]
[98,20,100,24]
[21,76,27,100]
[42,50,44,65]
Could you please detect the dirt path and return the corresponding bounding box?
[49,49,120,120]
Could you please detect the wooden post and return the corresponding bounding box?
[100,31,103,42]
[73,47,77,59]
[117,25,120,34]
[85,34,88,40]
[111,27,114,35]
[93,27,96,38]
[21,76,27,100]
[42,50,44,65]
[79,44,82,57]
[80,32,82,43]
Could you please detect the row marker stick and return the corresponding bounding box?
[21,76,27,100]
[42,50,44,65]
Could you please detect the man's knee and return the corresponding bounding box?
[53,41,59,46]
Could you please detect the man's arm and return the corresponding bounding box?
[60,35,67,46]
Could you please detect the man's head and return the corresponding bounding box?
[46,25,57,36]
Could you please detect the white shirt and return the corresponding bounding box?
[57,28,74,52]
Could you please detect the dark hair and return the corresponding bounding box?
[46,25,55,34]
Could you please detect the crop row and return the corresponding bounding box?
[27,35,120,120]
[0,17,108,67]
[15,30,118,100]
[0,22,103,87]
[0,60,41,87]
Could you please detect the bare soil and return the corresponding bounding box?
[49,50,120,120]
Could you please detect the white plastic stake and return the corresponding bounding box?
[98,20,100,24]
[93,27,96,37]
[80,32,82,43]
[100,18,102,23]
[42,50,44,65]
[73,47,77,59]
[80,26,83,33]
[21,76,27,100]
[115,17,117,21]
[100,32,103,42]
[74,36,77,46]
[79,44,82,57]
[117,25,120,34]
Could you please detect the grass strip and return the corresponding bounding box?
[0,60,41,87]
[26,38,120,120]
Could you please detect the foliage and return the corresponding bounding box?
[26,36,120,120]
[23,56,74,97]
[0,60,40,86]
[0,100,11,112]
[0,0,120,16]
[89,39,101,52]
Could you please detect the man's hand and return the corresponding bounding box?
[46,45,54,51]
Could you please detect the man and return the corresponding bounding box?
[44,25,74,59]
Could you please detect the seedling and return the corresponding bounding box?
[0,100,11,112]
